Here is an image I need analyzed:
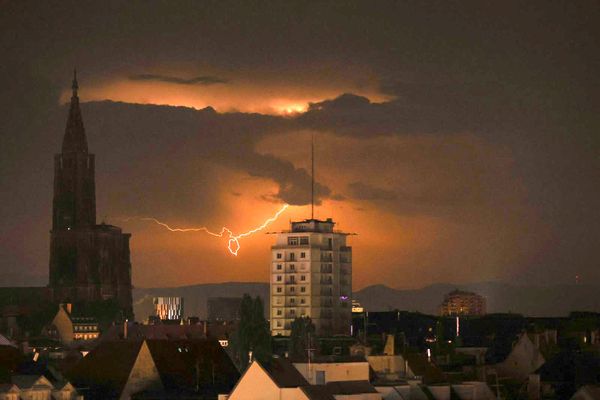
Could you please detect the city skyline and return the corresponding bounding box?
[0,2,598,292]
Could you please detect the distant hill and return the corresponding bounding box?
[133,281,600,321]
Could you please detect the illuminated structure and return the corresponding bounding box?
[270,218,352,336]
[48,72,133,317]
[153,297,184,321]
[439,289,486,316]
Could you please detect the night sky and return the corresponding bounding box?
[0,1,598,289]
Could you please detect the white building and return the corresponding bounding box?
[270,218,352,336]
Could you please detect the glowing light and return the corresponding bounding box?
[141,204,289,256]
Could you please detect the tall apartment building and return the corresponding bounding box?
[439,290,486,316]
[270,218,352,336]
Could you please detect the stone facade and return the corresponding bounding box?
[48,72,133,317]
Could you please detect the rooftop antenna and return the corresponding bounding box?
[311,133,315,220]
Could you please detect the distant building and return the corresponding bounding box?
[48,72,133,317]
[153,297,183,321]
[207,297,242,321]
[439,290,486,316]
[47,303,100,345]
[270,218,352,336]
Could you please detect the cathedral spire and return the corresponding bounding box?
[72,68,78,97]
[62,69,88,153]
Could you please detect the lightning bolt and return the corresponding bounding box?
[139,204,289,256]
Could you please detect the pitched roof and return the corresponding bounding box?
[404,353,446,384]
[0,333,16,348]
[66,340,144,399]
[259,358,309,388]
[300,385,336,400]
[11,375,52,389]
[0,383,19,393]
[325,380,379,395]
[145,339,240,395]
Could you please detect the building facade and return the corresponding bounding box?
[270,218,352,336]
[153,297,184,321]
[439,290,486,316]
[48,72,133,317]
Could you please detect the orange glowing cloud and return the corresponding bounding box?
[59,68,390,115]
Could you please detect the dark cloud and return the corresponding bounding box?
[129,74,228,85]
[347,182,397,201]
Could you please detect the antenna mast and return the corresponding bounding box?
[311,134,315,219]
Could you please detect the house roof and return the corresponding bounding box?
[101,323,206,341]
[0,333,16,348]
[67,338,240,398]
[0,383,19,393]
[325,380,379,395]
[66,340,144,399]
[291,355,367,364]
[404,353,446,384]
[259,358,309,388]
[300,385,336,400]
[11,375,52,389]
[145,339,240,394]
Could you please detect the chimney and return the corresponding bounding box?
[124,319,128,340]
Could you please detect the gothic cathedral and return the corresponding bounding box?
[48,72,133,317]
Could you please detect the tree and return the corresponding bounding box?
[289,316,316,360]
[230,294,271,370]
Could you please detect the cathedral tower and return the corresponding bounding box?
[49,72,133,318]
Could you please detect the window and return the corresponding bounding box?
[300,252,306,258]
[301,286,306,293]
[288,237,299,245]
[276,264,282,270]
[290,298,295,303]
[290,309,296,314]
[276,287,282,293]
[300,275,306,281]
[276,253,282,259]
[277,309,282,316]
[290,253,296,261]
[300,298,305,304]
[276,275,282,282]
[300,237,309,245]
[277,321,282,327]
[290,286,295,292]
[290,264,295,270]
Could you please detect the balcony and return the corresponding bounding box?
[320,277,333,284]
